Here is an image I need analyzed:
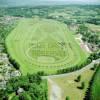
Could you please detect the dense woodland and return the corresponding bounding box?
[0,74,47,100]
[0,5,100,24]
[0,17,18,43]
[77,24,100,49]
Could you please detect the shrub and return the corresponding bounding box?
[77,82,85,90]
[74,75,81,82]
[66,96,69,100]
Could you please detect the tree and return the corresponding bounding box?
[37,71,45,76]
[8,56,20,70]
[3,95,8,100]
[77,82,85,90]
[74,75,81,82]
[77,24,88,34]
[0,89,5,99]
[30,93,37,100]
[19,93,29,100]
[81,82,85,89]
[66,96,69,100]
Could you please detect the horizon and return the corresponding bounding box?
[0,0,100,7]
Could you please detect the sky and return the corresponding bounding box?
[50,0,100,4]
[0,0,100,7]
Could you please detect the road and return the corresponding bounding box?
[42,59,100,79]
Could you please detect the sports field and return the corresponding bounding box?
[6,18,88,75]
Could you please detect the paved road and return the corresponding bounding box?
[42,59,100,79]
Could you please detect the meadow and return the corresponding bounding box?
[6,18,87,75]
[50,67,94,100]
[86,23,100,35]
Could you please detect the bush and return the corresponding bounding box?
[8,56,20,70]
[37,71,45,76]
[19,92,29,100]
[66,96,69,100]
[77,82,85,90]
[74,75,81,82]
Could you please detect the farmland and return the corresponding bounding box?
[6,18,87,75]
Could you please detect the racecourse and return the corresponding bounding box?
[6,18,88,75]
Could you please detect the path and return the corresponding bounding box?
[43,59,100,79]
[43,59,99,100]
[48,78,62,100]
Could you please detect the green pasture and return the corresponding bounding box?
[6,18,88,75]
[86,23,100,34]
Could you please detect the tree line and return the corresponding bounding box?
[77,24,100,49]
[84,63,100,100]
[57,52,100,74]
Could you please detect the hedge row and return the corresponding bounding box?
[57,52,100,74]
[84,63,100,100]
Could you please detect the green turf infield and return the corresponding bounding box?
[6,18,88,75]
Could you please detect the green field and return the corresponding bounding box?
[86,23,100,33]
[50,66,94,100]
[91,67,100,100]
[6,18,87,75]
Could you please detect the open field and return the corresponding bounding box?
[49,65,95,100]
[6,18,88,75]
[86,23,100,33]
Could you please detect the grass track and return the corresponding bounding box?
[6,18,88,75]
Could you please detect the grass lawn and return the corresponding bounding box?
[6,18,88,75]
[50,68,94,100]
